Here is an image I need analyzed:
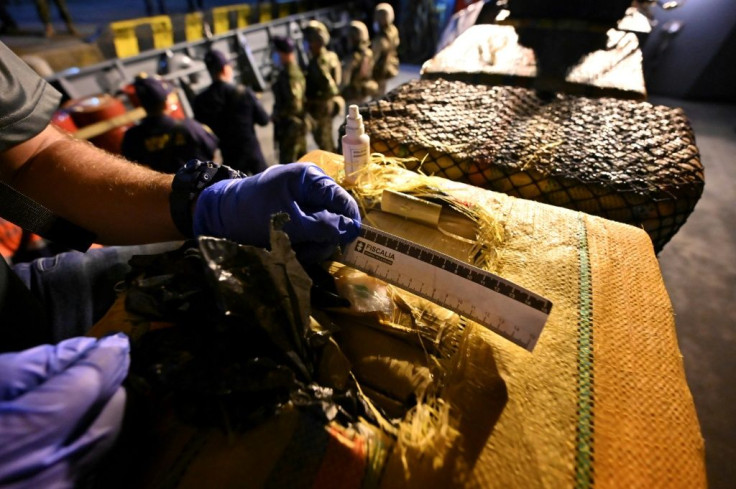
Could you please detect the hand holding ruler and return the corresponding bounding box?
[337,224,552,351]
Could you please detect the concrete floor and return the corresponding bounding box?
[651,96,736,489]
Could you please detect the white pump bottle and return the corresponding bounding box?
[341,104,370,182]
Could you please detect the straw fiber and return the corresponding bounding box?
[358,78,704,252]
[302,150,706,488]
[87,151,706,488]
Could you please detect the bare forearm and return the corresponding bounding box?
[0,125,183,245]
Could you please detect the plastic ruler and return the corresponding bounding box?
[337,224,552,351]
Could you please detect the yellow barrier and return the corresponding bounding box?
[110,16,173,58]
[259,1,273,23]
[277,0,296,17]
[185,12,204,42]
[212,4,251,34]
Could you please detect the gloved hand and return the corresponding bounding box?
[0,334,130,489]
[193,162,361,263]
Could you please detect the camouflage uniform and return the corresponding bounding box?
[372,3,400,97]
[272,60,307,164]
[304,21,342,152]
[341,20,377,108]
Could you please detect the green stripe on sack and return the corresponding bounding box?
[574,215,595,489]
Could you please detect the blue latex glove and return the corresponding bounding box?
[193,162,361,263]
[0,334,130,489]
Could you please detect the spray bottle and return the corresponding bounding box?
[342,104,370,183]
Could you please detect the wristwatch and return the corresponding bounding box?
[170,159,244,237]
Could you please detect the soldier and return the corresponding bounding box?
[372,2,400,97]
[34,0,79,37]
[122,74,218,174]
[271,36,307,164]
[341,20,378,108]
[303,20,343,153]
[193,49,270,175]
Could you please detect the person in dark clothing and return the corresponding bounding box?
[193,49,270,175]
[122,74,218,174]
[0,39,360,489]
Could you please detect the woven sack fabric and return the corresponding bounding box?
[87,151,706,488]
[303,150,706,489]
[360,78,704,252]
[421,25,647,100]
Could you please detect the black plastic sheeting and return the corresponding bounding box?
[122,217,375,432]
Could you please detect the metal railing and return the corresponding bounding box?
[45,5,351,112]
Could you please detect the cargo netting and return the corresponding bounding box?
[359,79,704,252]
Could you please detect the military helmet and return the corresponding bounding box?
[349,20,370,45]
[375,3,394,26]
[304,20,330,46]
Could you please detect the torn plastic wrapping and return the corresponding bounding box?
[122,216,380,430]
[124,245,212,320]
[333,266,395,317]
[198,230,314,381]
[97,201,516,488]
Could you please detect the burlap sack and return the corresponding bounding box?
[302,150,706,489]
[88,151,705,488]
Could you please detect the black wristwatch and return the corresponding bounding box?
[170,159,244,237]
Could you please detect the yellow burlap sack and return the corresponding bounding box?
[302,150,706,489]
[88,150,705,488]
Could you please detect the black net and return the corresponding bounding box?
[359,79,704,253]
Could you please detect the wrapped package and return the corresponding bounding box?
[302,150,706,488]
[422,25,647,100]
[356,79,704,252]
[87,152,706,488]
